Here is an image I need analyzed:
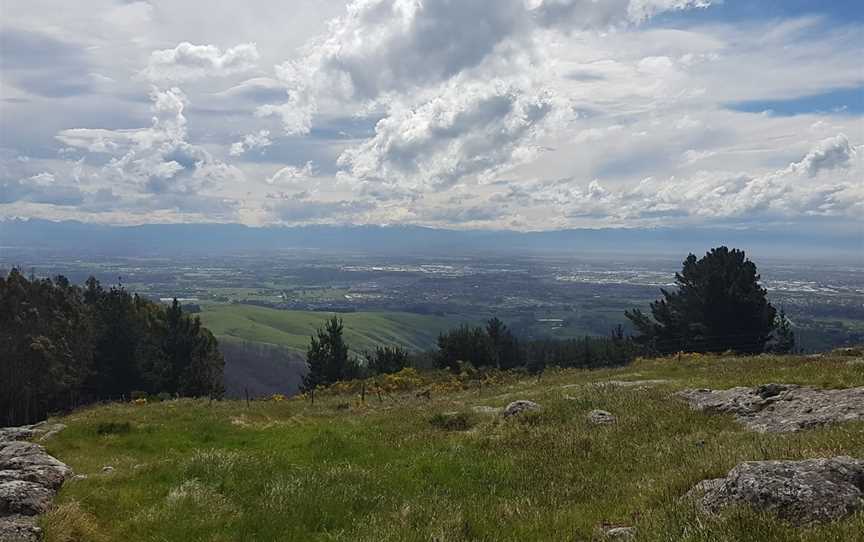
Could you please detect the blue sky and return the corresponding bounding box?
[0,0,862,232]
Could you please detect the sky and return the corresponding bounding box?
[1,0,862,232]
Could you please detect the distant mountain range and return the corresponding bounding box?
[1,219,860,262]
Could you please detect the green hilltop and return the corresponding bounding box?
[198,304,470,353]
[38,351,864,541]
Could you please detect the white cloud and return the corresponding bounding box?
[338,79,554,189]
[230,130,273,156]
[528,0,712,28]
[143,42,260,82]
[2,0,863,231]
[55,87,243,207]
[266,161,315,185]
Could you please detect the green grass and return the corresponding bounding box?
[42,352,864,541]
[197,304,468,353]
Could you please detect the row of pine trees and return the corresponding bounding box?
[0,269,224,426]
[302,247,795,391]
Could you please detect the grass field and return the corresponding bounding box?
[41,352,864,541]
[197,304,468,353]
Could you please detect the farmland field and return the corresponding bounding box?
[198,304,470,353]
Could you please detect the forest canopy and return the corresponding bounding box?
[0,269,224,426]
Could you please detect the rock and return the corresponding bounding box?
[0,442,71,490]
[604,526,636,539]
[503,400,541,418]
[587,410,617,425]
[595,379,671,389]
[37,424,66,442]
[0,429,35,443]
[0,422,71,539]
[686,456,864,525]
[0,481,54,516]
[102,466,115,474]
[677,384,864,432]
[0,514,41,542]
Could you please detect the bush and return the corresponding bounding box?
[429,412,473,431]
[95,421,132,435]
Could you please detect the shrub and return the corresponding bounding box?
[429,412,473,431]
[95,421,132,435]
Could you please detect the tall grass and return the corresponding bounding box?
[42,352,864,541]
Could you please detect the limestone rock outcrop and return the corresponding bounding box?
[677,384,864,432]
[0,423,70,542]
[686,456,864,525]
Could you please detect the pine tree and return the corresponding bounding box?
[771,308,796,354]
[303,316,350,391]
[626,247,777,355]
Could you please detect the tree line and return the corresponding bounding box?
[0,269,224,426]
[302,246,795,391]
[302,315,640,391]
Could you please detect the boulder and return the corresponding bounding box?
[677,384,864,432]
[0,481,54,516]
[0,442,71,490]
[503,400,541,418]
[687,456,864,525]
[0,514,41,542]
[0,422,71,540]
[604,526,636,539]
[587,410,617,425]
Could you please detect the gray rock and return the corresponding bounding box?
[0,422,71,538]
[0,515,41,542]
[102,466,115,474]
[0,429,35,443]
[503,400,541,418]
[687,456,864,525]
[604,526,636,539]
[587,410,617,425]
[0,481,54,516]
[595,379,671,389]
[677,384,864,432]
[37,424,66,442]
[0,442,71,490]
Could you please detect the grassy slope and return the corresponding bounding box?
[197,304,465,353]
[42,353,864,542]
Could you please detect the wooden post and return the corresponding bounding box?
[361,382,366,403]
[244,387,250,407]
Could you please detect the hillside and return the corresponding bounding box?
[198,304,468,353]
[33,351,864,541]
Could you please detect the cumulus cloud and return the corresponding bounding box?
[143,42,259,82]
[230,130,272,156]
[259,0,710,134]
[559,134,863,222]
[338,79,553,188]
[528,0,712,28]
[4,0,862,231]
[266,161,315,185]
[792,133,856,177]
[55,87,243,211]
